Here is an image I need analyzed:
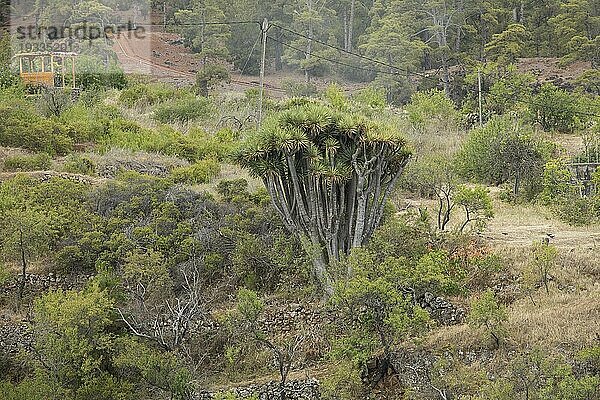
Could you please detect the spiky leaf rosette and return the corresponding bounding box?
[235,100,411,293]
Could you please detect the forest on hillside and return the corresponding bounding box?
[1,0,600,400]
[3,0,600,101]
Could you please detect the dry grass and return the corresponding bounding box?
[485,195,600,249]
[0,146,30,162]
[191,163,262,196]
[506,288,600,352]
[426,287,600,355]
[551,132,584,158]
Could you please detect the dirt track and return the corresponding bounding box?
[111,31,287,94]
[483,197,600,250]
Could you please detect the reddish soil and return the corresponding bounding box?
[112,31,288,94]
[111,30,369,96]
[516,57,592,87]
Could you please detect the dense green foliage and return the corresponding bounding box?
[456,116,550,197]
[2,1,600,397]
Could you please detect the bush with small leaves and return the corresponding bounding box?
[0,99,74,155]
[170,159,221,185]
[468,289,507,348]
[576,345,600,375]
[59,104,112,143]
[114,339,194,400]
[103,126,233,162]
[119,83,185,108]
[332,248,430,378]
[195,64,230,97]
[217,179,249,202]
[380,250,466,298]
[76,56,127,90]
[321,360,364,400]
[2,153,52,172]
[152,96,214,124]
[454,185,494,232]
[62,154,96,175]
[214,391,258,400]
[530,83,583,133]
[540,159,575,205]
[486,66,535,115]
[31,287,135,400]
[406,89,459,134]
[456,116,548,197]
[0,262,11,286]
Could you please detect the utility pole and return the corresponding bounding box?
[478,68,483,126]
[258,18,269,128]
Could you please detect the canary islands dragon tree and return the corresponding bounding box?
[236,100,411,294]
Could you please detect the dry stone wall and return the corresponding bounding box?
[195,379,321,400]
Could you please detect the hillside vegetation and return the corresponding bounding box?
[1,1,600,400]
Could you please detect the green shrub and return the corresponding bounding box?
[119,83,185,108]
[60,104,111,142]
[62,154,96,175]
[214,391,258,400]
[464,254,505,292]
[486,66,534,115]
[539,159,600,225]
[0,68,18,89]
[170,159,220,184]
[3,153,52,172]
[217,179,249,202]
[0,262,12,286]
[102,126,181,155]
[530,84,582,133]
[152,96,214,124]
[282,80,319,97]
[321,360,364,400]
[540,159,575,205]
[195,64,230,97]
[556,196,598,226]
[381,250,466,298]
[352,86,387,116]
[406,89,459,133]
[456,116,547,197]
[77,56,127,90]
[102,126,233,162]
[468,289,508,348]
[454,184,494,232]
[0,97,76,154]
[28,120,74,155]
[2,119,73,155]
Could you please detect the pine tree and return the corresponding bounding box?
[175,0,231,62]
[359,0,425,103]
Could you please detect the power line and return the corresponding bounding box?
[238,32,262,79]
[270,22,439,83]
[135,21,261,27]
[267,35,416,79]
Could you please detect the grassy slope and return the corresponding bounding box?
[2,80,599,394]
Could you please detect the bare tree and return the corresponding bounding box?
[117,256,210,355]
[233,289,306,399]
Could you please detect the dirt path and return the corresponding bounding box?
[112,32,287,95]
[483,198,600,250]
